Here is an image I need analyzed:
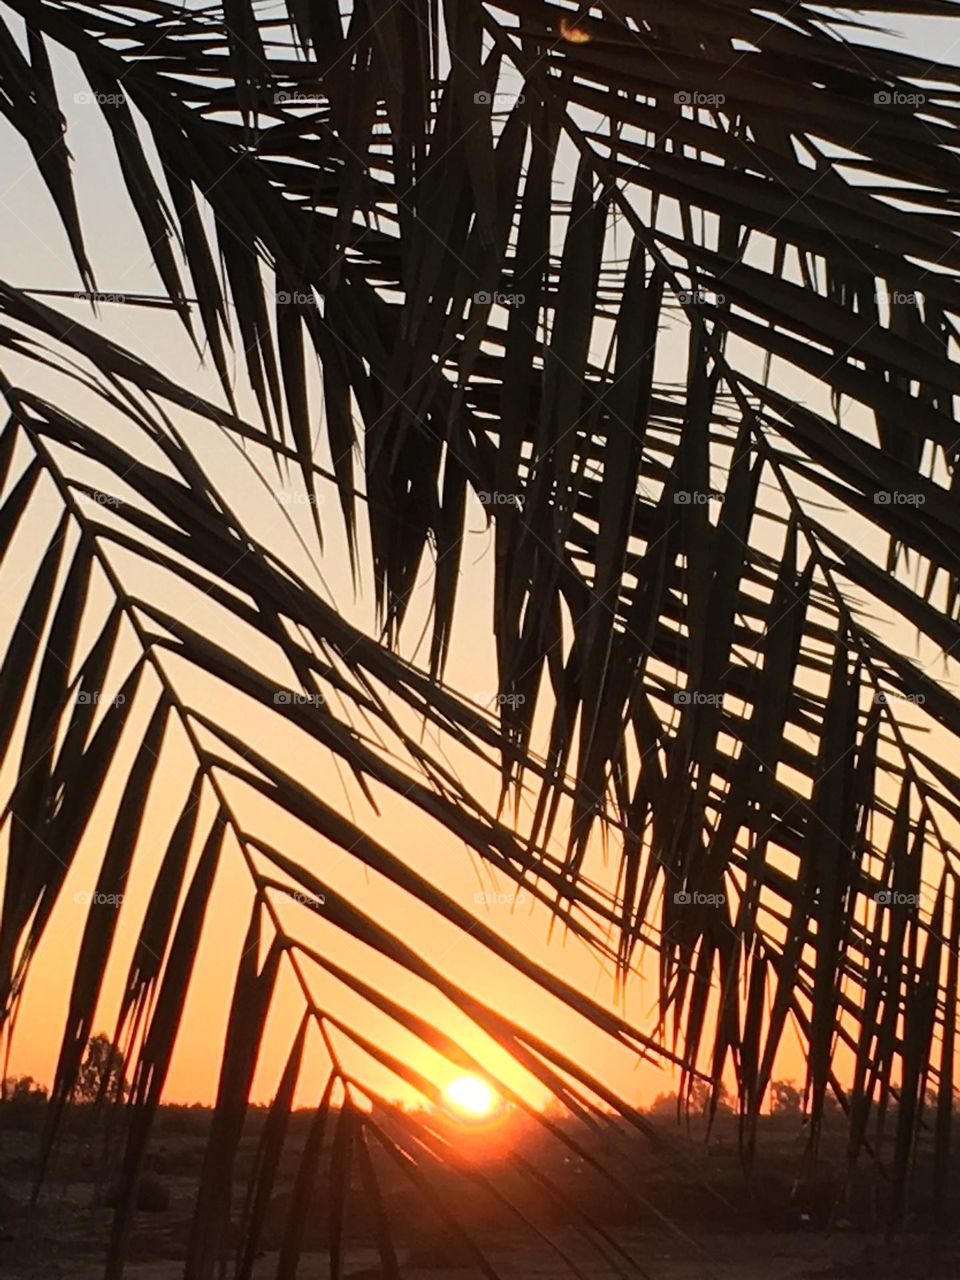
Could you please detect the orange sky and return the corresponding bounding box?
[1,15,956,1116]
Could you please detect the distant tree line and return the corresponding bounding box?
[2,1033,126,1120]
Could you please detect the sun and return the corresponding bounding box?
[443,1075,499,1119]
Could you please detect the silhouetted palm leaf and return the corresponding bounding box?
[2,0,960,1272]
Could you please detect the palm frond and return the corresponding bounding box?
[2,0,960,1269]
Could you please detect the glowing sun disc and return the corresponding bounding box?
[443,1075,499,1119]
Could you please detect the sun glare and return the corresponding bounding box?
[443,1075,499,1119]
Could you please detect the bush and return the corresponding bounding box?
[770,1080,803,1116]
[137,1175,170,1212]
[104,1174,170,1213]
[1,1076,47,1132]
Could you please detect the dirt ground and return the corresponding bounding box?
[1,1228,950,1280]
[1,1110,957,1280]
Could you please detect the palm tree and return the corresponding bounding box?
[1,0,960,1273]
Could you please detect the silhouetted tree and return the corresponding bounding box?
[74,1034,127,1105]
[770,1080,803,1116]
[2,1075,47,1104]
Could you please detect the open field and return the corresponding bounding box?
[2,1107,958,1279]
